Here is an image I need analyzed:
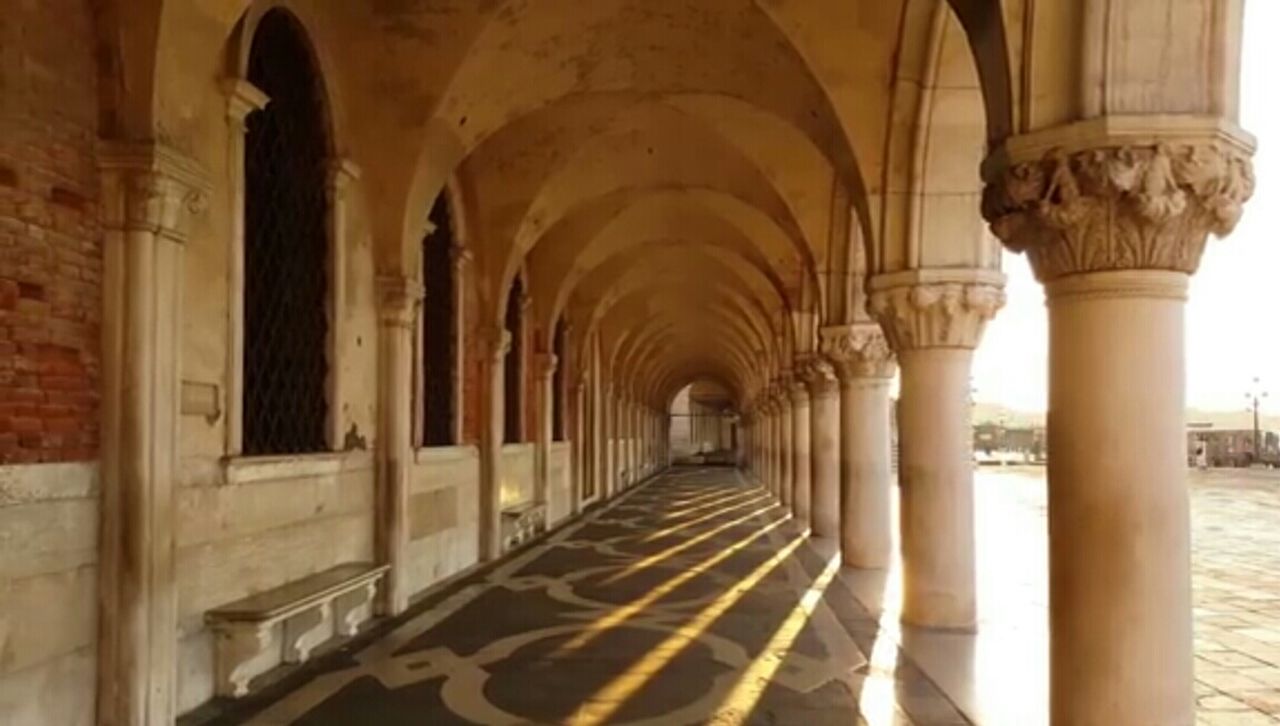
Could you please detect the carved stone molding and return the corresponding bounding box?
[100,142,211,243]
[376,275,424,329]
[534,352,558,380]
[983,131,1255,283]
[818,324,896,380]
[484,326,513,361]
[868,279,1005,351]
[798,356,840,397]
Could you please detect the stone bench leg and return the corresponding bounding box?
[283,601,332,664]
[333,580,378,637]
[213,623,273,698]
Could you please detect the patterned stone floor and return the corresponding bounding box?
[222,467,968,725]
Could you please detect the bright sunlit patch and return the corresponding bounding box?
[569,534,808,726]
[554,516,789,655]
[599,503,782,585]
[711,553,841,720]
[642,492,771,542]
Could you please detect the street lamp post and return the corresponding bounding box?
[1247,377,1268,465]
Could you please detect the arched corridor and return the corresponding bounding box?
[0,1,1260,724]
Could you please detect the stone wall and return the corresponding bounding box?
[500,443,536,508]
[547,442,572,525]
[0,0,101,464]
[406,446,481,597]
[0,463,98,726]
[174,455,376,713]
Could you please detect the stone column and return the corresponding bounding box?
[789,376,812,528]
[376,275,424,614]
[478,327,511,560]
[777,388,794,511]
[820,324,897,569]
[534,352,557,508]
[98,143,208,726]
[984,126,1254,724]
[803,359,841,538]
[603,383,615,497]
[869,270,1004,630]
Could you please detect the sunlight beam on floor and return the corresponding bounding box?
[554,516,790,656]
[599,502,784,585]
[710,552,841,721]
[568,534,808,726]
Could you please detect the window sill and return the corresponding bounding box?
[413,445,479,466]
[221,449,374,485]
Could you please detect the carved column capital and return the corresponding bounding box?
[99,143,211,243]
[982,119,1256,283]
[451,245,474,272]
[327,158,361,204]
[819,324,897,380]
[868,271,1005,351]
[221,77,269,130]
[797,356,840,397]
[376,275,424,329]
[483,326,513,361]
[534,352,558,380]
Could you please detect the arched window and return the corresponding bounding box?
[552,319,566,441]
[503,278,523,444]
[242,10,331,456]
[422,195,456,447]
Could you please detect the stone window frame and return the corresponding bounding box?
[412,180,471,452]
[220,6,353,462]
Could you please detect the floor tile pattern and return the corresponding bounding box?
[231,467,967,725]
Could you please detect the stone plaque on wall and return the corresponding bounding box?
[409,487,459,540]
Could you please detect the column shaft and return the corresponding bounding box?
[790,386,812,527]
[897,347,976,629]
[1047,271,1192,723]
[839,377,894,567]
[808,370,840,538]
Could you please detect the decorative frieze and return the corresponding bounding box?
[982,126,1255,282]
[868,277,1005,351]
[818,324,896,380]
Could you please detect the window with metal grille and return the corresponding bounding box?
[242,10,331,456]
[422,195,456,447]
[504,278,523,444]
[552,318,566,441]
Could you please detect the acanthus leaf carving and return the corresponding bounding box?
[818,324,896,380]
[982,140,1255,282]
[867,281,1004,352]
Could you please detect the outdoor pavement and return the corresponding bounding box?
[201,465,1280,725]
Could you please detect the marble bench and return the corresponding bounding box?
[205,562,389,697]
[500,501,547,552]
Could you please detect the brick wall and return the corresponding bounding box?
[0,0,101,463]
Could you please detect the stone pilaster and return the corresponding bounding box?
[820,324,897,570]
[98,142,209,726]
[869,269,1003,630]
[376,275,424,614]
[982,119,1255,725]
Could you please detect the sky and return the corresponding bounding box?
[971,2,1279,415]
